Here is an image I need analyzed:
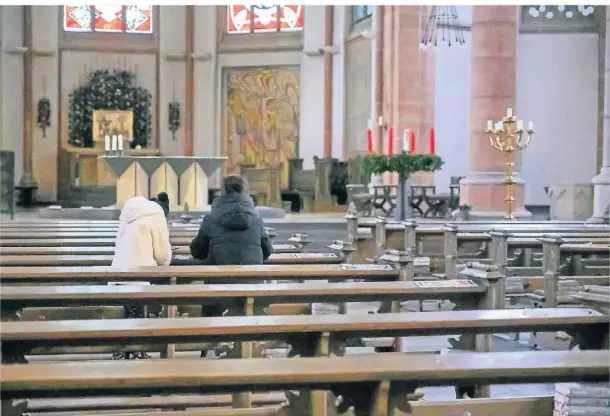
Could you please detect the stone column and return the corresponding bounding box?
[460,6,530,219]
[590,13,610,222]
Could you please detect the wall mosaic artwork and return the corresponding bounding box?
[224,66,300,188]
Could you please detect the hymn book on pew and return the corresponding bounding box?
[554,382,610,416]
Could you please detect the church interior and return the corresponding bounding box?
[0,5,609,416]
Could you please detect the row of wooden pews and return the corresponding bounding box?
[1,218,609,416]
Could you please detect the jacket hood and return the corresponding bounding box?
[120,196,166,224]
[211,193,256,231]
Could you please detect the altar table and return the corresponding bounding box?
[100,156,226,210]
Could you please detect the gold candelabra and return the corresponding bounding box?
[486,108,534,220]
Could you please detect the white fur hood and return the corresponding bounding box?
[112,196,172,268]
[119,196,165,224]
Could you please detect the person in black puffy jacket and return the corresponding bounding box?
[190,175,272,357]
[190,174,272,265]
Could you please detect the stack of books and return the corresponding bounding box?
[557,279,581,301]
[554,382,610,416]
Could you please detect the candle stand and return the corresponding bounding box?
[486,110,534,220]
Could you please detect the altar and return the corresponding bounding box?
[99,155,227,210]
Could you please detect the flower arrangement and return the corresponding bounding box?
[36,98,51,138]
[168,102,181,140]
[359,152,444,180]
[68,69,152,148]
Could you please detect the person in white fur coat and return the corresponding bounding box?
[112,196,173,267]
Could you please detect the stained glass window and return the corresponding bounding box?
[227,5,303,34]
[63,5,153,34]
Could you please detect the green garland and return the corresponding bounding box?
[68,69,152,148]
[359,152,444,180]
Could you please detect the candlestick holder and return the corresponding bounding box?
[486,111,534,220]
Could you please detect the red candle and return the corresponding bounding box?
[388,127,394,155]
[409,131,416,153]
[367,128,373,153]
[429,127,435,155]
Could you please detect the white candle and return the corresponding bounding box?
[403,129,409,151]
[117,134,123,151]
[378,116,383,127]
[496,121,503,131]
[517,120,523,131]
[506,108,513,118]
[527,121,534,131]
[486,120,493,131]
[104,135,110,151]
[368,119,373,129]
[111,135,118,151]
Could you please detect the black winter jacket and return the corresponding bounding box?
[189,192,273,265]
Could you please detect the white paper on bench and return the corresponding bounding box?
[108,282,151,286]
[415,279,478,288]
[341,264,393,271]
[290,253,337,258]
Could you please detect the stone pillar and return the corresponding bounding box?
[460,6,530,219]
[590,13,610,222]
[385,6,435,155]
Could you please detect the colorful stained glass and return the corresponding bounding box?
[227,5,303,34]
[63,5,153,33]
[94,5,123,32]
[64,5,92,32]
[279,5,304,31]
[125,5,152,33]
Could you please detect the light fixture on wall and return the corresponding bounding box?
[168,102,181,140]
[420,5,466,50]
[528,5,595,19]
[36,98,51,138]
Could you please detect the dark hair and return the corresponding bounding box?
[223,175,247,195]
[150,192,170,218]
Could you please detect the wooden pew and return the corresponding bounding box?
[0,264,401,285]
[2,350,609,416]
[409,395,554,416]
[0,277,487,325]
[0,253,344,267]
[356,217,604,229]
[358,216,610,262]
[0,238,295,248]
[0,244,301,256]
[2,308,607,363]
[25,394,285,415]
[0,280,488,317]
[443,229,610,279]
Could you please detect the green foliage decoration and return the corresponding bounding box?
[359,152,444,180]
[68,69,152,148]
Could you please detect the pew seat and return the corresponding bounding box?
[2,351,608,416]
[409,395,553,416]
[2,308,606,361]
[26,394,285,414]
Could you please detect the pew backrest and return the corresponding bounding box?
[0,264,399,284]
[0,280,488,310]
[2,308,605,346]
[2,350,608,400]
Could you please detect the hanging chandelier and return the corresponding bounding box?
[420,5,466,49]
[528,5,595,19]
